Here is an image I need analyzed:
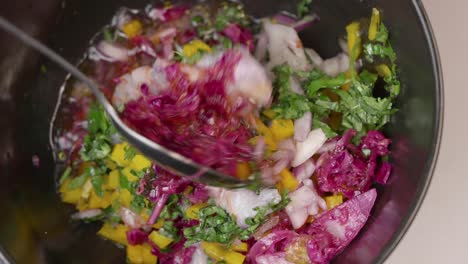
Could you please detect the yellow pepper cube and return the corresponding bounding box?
[111,143,131,167]
[236,162,251,180]
[122,167,140,182]
[185,203,208,220]
[81,179,93,199]
[201,242,226,261]
[153,219,164,229]
[108,170,120,189]
[60,180,83,205]
[262,109,277,120]
[61,189,82,205]
[346,21,362,60]
[368,8,381,41]
[230,242,248,253]
[375,64,392,78]
[130,155,151,171]
[277,169,299,192]
[142,244,158,264]
[182,39,211,58]
[127,245,144,264]
[149,231,173,249]
[120,189,133,208]
[104,159,117,170]
[224,251,246,264]
[122,20,143,38]
[325,194,344,209]
[98,223,129,246]
[270,119,294,141]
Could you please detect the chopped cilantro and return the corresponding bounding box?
[160,221,181,242]
[119,170,130,190]
[59,166,72,184]
[88,166,106,197]
[214,3,248,31]
[297,0,313,18]
[130,195,147,214]
[123,145,137,161]
[68,172,89,190]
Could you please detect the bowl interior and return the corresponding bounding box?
[0,0,442,263]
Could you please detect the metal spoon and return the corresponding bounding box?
[0,16,260,189]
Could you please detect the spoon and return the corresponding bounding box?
[0,16,261,189]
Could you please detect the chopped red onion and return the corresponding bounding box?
[294,112,312,142]
[96,41,129,62]
[293,159,316,182]
[71,209,102,220]
[120,207,145,229]
[292,129,327,167]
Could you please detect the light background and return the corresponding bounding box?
[387,0,468,263]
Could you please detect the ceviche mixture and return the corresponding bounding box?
[55,1,400,263]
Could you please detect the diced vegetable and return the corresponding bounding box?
[130,155,151,171]
[236,162,251,180]
[149,231,173,249]
[231,242,248,253]
[368,8,381,41]
[182,39,211,58]
[270,119,294,141]
[122,20,143,38]
[126,244,158,264]
[346,21,361,61]
[108,170,120,189]
[111,143,131,167]
[201,242,246,264]
[185,203,208,220]
[98,223,129,246]
[277,169,299,192]
[325,194,344,209]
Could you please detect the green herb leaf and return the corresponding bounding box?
[297,0,313,18]
[119,170,130,190]
[306,72,349,96]
[124,145,137,161]
[68,172,89,190]
[59,166,72,184]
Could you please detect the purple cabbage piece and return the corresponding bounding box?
[303,189,377,264]
[246,230,296,263]
[221,23,255,52]
[121,54,254,176]
[316,130,392,198]
[126,228,148,245]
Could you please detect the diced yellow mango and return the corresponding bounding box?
[153,219,164,229]
[76,198,89,211]
[81,179,93,199]
[108,170,120,189]
[262,109,277,120]
[127,245,144,264]
[130,155,151,171]
[346,21,361,61]
[98,223,129,246]
[368,8,381,41]
[185,203,208,220]
[122,20,143,38]
[255,119,277,151]
[120,189,133,208]
[88,190,113,209]
[201,242,226,261]
[236,162,251,180]
[270,119,294,141]
[104,159,117,170]
[60,179,82,205]
[183,39,211,58]
[201,242,245,264]
[148,231,173,249]
[111,143,131,167]
[277,169,299,192]
[325,194,344,209]
[142,244,158,264]
[61,189,82,205]
[375,64,392,78]
[122,167,140,182]
[224,250,246,264]
[230,242,248,253]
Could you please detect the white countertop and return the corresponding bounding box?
[387,0,468,262]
